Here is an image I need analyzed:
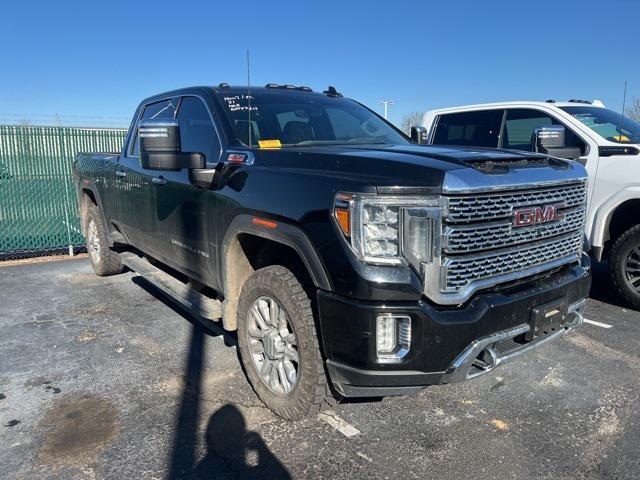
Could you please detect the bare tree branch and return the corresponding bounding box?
[399,112,424,135]
[626,97,640,123]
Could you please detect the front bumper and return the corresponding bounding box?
[317,256,591,397]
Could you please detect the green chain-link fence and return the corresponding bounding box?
[0,125,127,259]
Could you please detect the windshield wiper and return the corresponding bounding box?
[344,138,388,144]
[284,138,389,147]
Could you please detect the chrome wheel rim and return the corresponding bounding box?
[87,219,101,264]
[246,296,299,395]
[624,246,640,292]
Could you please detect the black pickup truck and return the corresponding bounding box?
[73,84,591,419]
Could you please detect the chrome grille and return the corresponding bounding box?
[443,232,582,292]
[446,181,587,223]
[426,179,588,303]
[444,206,586,253]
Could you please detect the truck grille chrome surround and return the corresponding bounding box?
[421,172,587,305]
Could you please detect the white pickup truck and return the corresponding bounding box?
[420,100,640,307]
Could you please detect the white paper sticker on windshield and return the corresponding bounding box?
[223,95,258,113]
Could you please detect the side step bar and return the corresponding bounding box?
[121,252,222,321]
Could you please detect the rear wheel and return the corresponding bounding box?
[236,265,334,419]
[85,204,124,276]
[609,224,640,309]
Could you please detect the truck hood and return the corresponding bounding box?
[255,144,586,192]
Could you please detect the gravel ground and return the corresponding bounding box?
[0,258,638,480]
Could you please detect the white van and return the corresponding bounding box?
[421,100,640,307]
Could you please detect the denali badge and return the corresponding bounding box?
[513,204,565,227]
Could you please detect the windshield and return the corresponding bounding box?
[560,106,640,144]
[216,90,409,147]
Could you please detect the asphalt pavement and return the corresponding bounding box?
[0,257,638,480]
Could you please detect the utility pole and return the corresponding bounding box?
[379,100,394,120]
[56,113,74,257]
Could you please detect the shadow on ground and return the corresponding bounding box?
[189,404,291,480]
[132,276,290,479]
[589,260,627,308]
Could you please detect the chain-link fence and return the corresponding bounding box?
[0,125,127,259]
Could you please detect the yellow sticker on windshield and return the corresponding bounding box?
[258,139,282,149]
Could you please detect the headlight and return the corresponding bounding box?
[334,193,441,267]
[356,199,401,263]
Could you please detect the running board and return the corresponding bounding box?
[121,252,222,321]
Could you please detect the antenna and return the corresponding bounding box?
[247,50,252,148]
[618,80,628,142]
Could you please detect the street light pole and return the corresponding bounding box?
[379,100,394,120]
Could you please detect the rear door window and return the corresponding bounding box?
[432,110,503,148]
[129,98,179,157]
[503,108,586,154]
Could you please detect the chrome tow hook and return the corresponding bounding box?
[472,346,498,371]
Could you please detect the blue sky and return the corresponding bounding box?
[2,0,638,127]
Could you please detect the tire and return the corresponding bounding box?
[236,265,335,420]
[609,224,640,309]
[85,203,124,276]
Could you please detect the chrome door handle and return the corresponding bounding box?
[152,176,167,185]
[115,170,127,178]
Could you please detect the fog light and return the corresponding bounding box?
[376,314,411,360]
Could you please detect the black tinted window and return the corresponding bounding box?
[177,97,220,164]
[144,99,179,120]
[504,109,586,154]
[433,110,503,148]
[130,98,179,156]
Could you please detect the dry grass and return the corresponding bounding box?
[0,253,88,267]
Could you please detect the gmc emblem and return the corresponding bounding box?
[513,204,565,227]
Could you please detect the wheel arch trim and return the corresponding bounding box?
[77,180,105,234]
[591,186,640,256]
[220,214,332,294]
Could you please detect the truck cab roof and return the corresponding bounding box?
[424,99,606,116]
[140,84,337,105]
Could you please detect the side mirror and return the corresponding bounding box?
[139,119,205,171]
[533,125,581,160]
[410,126,429,144]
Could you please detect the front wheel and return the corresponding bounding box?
[236,265,335,420]
[609,224,640,309]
